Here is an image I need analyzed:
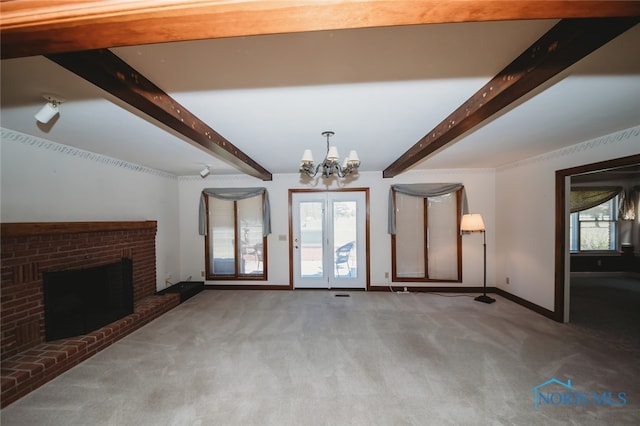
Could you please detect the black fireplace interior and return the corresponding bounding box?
[43,258,134,341]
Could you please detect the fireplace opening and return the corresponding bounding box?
[42,258,134,341]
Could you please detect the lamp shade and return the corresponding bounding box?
[301,149,314,163]
[327,146,339,161]
[460,214,485,232]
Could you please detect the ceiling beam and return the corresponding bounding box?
[46,49,272,181]
[2,1,640,59]
[382,17,640,178]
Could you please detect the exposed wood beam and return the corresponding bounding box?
[382,17,640,178]
[46,49,272,181]
[2,1,640,59]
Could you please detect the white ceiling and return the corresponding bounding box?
[1,19,639,178]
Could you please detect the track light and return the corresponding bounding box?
[200,166,211,178]
[35,95,64,124]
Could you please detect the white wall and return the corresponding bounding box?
[495,126,640,311]
[0,129,180,291]
[178,168,495,289]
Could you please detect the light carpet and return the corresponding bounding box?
[1,290,639,425]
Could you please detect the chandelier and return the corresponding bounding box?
[299,131,360,178]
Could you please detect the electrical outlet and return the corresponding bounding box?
[506,277,510,285]
[201,270,205,277]
[385,272,389,279]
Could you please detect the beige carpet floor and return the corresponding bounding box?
[1,289,639,425]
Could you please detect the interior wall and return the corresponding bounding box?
[0,129,180,291]
[177,168,495,289]
[495,125,640,311]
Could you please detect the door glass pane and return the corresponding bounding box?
[427,193,458,280]
[209,198,235,275]
[300,201,323,278]
[238,196,263,275]
[395,193,425,278]
[333,201,357,277]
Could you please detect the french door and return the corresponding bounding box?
[291,190,367,289]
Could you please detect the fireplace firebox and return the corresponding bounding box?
[42,258,134,341]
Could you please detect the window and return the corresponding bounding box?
[203,192,267,280]
[570,195,618,252]
[390,186,463,282]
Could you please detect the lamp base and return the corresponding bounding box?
[474,294,496,304]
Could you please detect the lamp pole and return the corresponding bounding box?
[474,229,495,304]
[483,230,486,291]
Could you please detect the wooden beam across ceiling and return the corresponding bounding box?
[382,17,640,178]
[46,49,272,181]
[2,1,640,59]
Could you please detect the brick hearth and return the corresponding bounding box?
[0,221,179,408]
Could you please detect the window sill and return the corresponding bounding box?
[570,251,620,256]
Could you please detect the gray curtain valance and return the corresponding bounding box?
[198,187,271,236]
[388,183,468,234]
[570,186,621,214]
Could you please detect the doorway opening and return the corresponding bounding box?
[555,154,640,328]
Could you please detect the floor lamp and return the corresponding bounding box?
[461,214,495,304]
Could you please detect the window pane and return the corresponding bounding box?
[300,201,323,278]
[578,198,614,220]
[209,198,235,275]
[427,194,458,280]
[333,201,357,277]
[579,221,614,250]
[238,196,263,275]
[569,213,578,251]
[395,193,425,278]
[574,196,617,251]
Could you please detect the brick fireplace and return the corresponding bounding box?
[0,221,179,407]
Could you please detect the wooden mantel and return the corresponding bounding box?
[0,221,157,238]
